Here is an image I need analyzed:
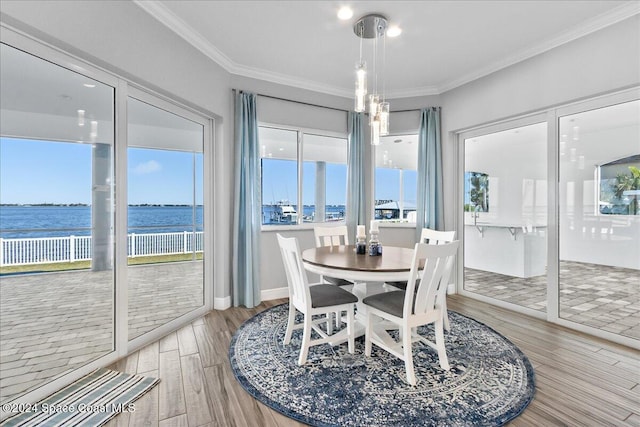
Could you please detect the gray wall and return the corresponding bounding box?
[1,2,638,302]
[390,15,640,235]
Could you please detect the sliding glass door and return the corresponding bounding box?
[460,90,639,347]
[0,32,212,409]
[0,43,115,403]
[127,96,206,341]
[558,99,639,340]
[462,121,548,312]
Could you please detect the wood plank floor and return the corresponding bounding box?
[106,295,640,426]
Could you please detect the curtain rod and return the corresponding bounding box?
[232,89,348,113]
[232,89,427,114]
[392,107,438,113]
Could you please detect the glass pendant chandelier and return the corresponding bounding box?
[353,14,390,145]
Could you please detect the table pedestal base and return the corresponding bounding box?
[329,282,397,345]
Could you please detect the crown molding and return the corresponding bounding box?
[135,1,640,98]
[133,0,352,97]
[231,63,353,98]
[387,85,441,99]
[133,0,236,72]
[436,1,640,94]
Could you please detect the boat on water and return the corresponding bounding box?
[374,200,416,220]
[263,202,346,224]
[269,201,298,224]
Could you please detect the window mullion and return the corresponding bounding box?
[297,131,304,225]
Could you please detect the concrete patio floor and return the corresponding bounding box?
[0,261,203,403]
[464,261,640,339]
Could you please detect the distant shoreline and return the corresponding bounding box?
[0,204,203,207]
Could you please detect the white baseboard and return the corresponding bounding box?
[447,283,456,294]
[214,295,231,310]
[262,286,289,301]
[213,288,286,310]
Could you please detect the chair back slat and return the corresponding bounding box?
[314,225,350,247]
[420,228,456,245]
[277,234,310,311]
[406,241,459,318]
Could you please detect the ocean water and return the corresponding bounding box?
[0,206,204,239]
[0,205,348,238]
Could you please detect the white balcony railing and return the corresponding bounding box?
[0,231,204,267]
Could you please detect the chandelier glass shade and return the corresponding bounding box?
[354,61,367,113]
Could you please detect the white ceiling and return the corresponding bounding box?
[135,0,638,98]
[1,0,637,162]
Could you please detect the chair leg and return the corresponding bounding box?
[320,276,335,333]
[347,306,354,354]
[327,312,334,335]
[283,302,296,345]
[335,309,341,328]
[442,298,451,332]
[298,314,313,366]
[435,319,450,371]
[402,325,416,385]
[364,313,373,357]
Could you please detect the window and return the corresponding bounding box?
[598,155,640,216]
[260,126,347,225]
[374,134,418,222]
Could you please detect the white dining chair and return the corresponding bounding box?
[363,240,459,385]
[313,225,353,288]
[420,228,456,245]
[313,225,354,328]
[277,234,358,365]
[386,228,456,331]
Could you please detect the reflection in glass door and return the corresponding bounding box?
[463,122,548,311]
[127,97,205,340]
[558,100,640,339]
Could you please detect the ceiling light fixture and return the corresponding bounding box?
[353,13,392,145]
[337,6,353,20]
[386,25,402,38]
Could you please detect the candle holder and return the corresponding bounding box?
[356,224,367,254]
[368,221,382,256]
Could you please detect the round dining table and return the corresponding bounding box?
[302,245,417,336]
[301,244,416,283]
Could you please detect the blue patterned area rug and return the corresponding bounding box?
[230,303,535,427]
[2,368,159,427]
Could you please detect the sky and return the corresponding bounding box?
[1,137,415,206]
[0,138,202,205]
